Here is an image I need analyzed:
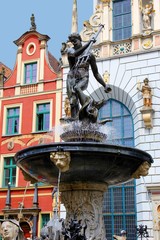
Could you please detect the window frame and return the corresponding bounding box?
[112,0,132,41]
[20,60,39,85]
[24,62,38,84]
[2,156,17,188]
[3,104,22,136]
[32,100,53,133]
[36,103,50,132]
[40,213,51,228]
[98,99,136,239]
[6,107,20,135]
[98,98,134,146]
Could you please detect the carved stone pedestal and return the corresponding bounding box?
[140,107,154,128]
[60,183,108,240]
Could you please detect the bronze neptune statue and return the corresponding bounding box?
[65,24,111,123]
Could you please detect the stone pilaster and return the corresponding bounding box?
[152,0,160,31]
[132,0,142,36]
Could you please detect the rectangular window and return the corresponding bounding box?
[103,182,136,239]
[41,214,50,228]
[98,99,136,239]
[36,103,50,132]
[113,0,131,41]
[3,157,17,187]
[24,62,37,84]
[6,107,20,135]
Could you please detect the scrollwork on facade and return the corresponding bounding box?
[80,5,103,42]
[90,5,103,27]
[81,21,94,42]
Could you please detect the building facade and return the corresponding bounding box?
[61,0,160,239]
[0,15,62,239]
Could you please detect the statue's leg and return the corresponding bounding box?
[66,74,79,119]
[74,77,89,107]
[70,101,79,119]
[66,75,75,100]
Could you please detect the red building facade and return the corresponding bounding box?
[0,15,62,239]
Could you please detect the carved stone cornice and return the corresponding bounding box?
[2,207,41,215]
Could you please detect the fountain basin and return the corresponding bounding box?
[14,142,153,186]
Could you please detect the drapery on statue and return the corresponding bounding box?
[0,219,24,240]
[65,24,111,123]
[137,78,152,108]
[141,3,154,30]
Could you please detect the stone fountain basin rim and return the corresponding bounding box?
[14,142,153,185]
[14,142,153,164]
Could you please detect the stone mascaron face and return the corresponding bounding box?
[50,151,71,172]
[0,220,20,240]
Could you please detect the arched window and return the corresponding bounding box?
[99,98,134,146]
[98,99,136,240]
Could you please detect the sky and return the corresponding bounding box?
[0,0,93,69]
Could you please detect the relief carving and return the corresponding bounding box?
[61,189,106,240]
